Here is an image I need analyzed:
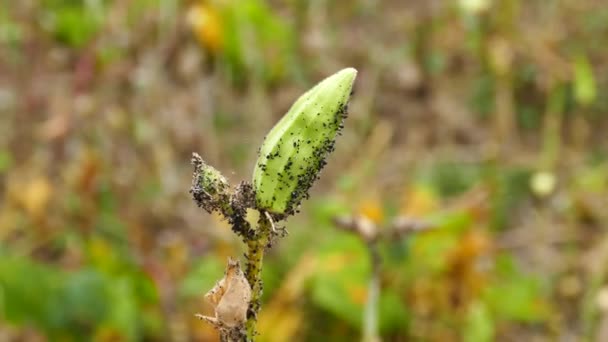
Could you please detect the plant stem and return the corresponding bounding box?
[244,215,271,340]
[363,242,381,342]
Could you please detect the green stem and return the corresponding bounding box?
[363,242,381,342]
[244,214,271,340]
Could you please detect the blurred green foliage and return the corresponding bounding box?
[0,253,160,340]
[219,0,296,84]
[41,0,106,48]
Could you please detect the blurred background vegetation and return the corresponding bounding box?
[1,0,608,341]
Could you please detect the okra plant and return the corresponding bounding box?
[190,68,358,341]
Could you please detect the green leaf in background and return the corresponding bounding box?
[104,277,139,341]
[0,7,22,45]
[310,196,351,224]
[180,256,225,298]
[484,255,550,323]
[518,105,543,130]
[464,301,494,342]
[0,257,61,329]
[574,163,608,193]
[573,54,597,107]
[43,1,105,48]
[0,254,156,341]
[470,74,496,118]
[49,269,109,334]
[424,162,483,197]
[489,167,532,230]
[378,290,409,334]
[0,258,108,339]
[514,63,543,130]
[403,225,460,277]
[426,51,447,75]
[428,210,475,234]
[0,150,13,172]
[219,0,296,84]
[311,234,368,329]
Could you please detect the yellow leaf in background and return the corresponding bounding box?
[259,307,303,342]
[347,284,367,306]
[452,230,492,262]
[210,211,232,231]
[323,253,350,273]
[278,254,317,302]
[93,327,127,342]
[208,211,239,260]
[89,236,113,266]
[446,230,493,305]
[357,197,384,224]
[214,240,238,262]
[187,3,223,53]
[488,37,513,76]
[258,254,317,342]
[0,207,19,238]
[11,176,53,219]
[400,185,439,217]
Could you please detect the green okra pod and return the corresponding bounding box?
[252,68,358,217]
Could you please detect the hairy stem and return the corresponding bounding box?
[244,214,271,340]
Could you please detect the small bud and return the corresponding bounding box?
[190,153,230,214]
[252,68,358,217]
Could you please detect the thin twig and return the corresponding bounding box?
[363,242,381,342]
[333,214,435,342]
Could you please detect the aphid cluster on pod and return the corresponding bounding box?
[252,68,358,219]
[190,153,257,240]
[190,153,230,214]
